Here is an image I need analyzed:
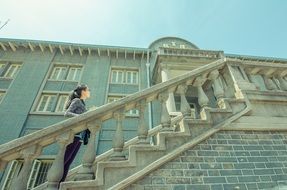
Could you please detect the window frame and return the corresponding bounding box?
[55,94,69,113]
[2,160,24,190]
[0,62,22,79]
[34,93,69,113]
[111,70,124,84]
[48,64,83,82]
[66,67,82,81]
[2,159,53,190]
[49,66,67,80]
[110,68,139,85]
[35,94,57,112]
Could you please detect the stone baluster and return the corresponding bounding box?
[193,76,209,108]
[209,70,224,101]
[197,85,209,108]
[158,92,172,131]
[263,75,277,91]
[11,145,41,190]
[47,132,73,190]
[278,76,287,91]
[137,100,149,144]
[75,121,101,180]
[177,84,191,117]
[110,110,126,161]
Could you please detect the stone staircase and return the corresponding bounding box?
[1,56,287,190]
[59,95,250,190]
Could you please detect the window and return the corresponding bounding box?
[50,66,67,80]
[66,67,82,81]
[55,95,69,112]
[2,159,53,190]
[0,92,5,103]
[110,69,139,84]
[2,160,23,190]
[0,63,21,78]
[126,71,138,84]
[27,160,53,189]
[4,64,21,78]
[108,96,139,116]
[36,94,57,112]
[49,65,82,81]
[111,70,124,83]
[35,94,68,113]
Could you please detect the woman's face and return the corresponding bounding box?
[82,88,90,99]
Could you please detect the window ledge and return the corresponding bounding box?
[47,79,79,82]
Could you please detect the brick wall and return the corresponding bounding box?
[126,131,287,190]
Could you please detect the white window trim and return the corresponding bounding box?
[2,159,53,190]
[49,66,66,80]
[2,160,23,190]
[55,95,69,113]
[126,70,138,84]
[49,65,82,81]
[36,94,55,112]
[110,69,139,85]
[3,64,21,78]
[66,67,82,81]
[27,160,41,189]
[110,70,124,84]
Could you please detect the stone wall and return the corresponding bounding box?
[127,130,287,190]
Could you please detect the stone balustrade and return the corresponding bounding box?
[0,58,227,190]
[158,47,224,59]
[239,61,287,92]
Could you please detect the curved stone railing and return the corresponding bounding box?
[0,58,226,190]
[32,113,183,190]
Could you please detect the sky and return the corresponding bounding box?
[0,0,286,58]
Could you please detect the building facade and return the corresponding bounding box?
[0,37,287,190]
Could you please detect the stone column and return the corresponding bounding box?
[75,121,101,181]
[110,110,126,161]
[278,76,287,91]
[161,68,176,113]
[158,92,172,131]
[47,132,73,190]
[209,70,225,108]
[193,76,209,109]
[137,100,149,144]
[263,75,277,91]
[177,84,191,117]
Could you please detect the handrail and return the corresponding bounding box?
[0,58,226,164]
[32,114,184,190]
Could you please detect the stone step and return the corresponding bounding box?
[60,121,192,190]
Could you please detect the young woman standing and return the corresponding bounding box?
[61,84,91,183]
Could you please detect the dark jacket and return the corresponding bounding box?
[64,98,90,145]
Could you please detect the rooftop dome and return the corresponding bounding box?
[149,37,199,50]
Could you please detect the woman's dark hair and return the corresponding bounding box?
[65,84,88,109]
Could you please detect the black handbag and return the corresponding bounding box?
[81,129,91,145]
